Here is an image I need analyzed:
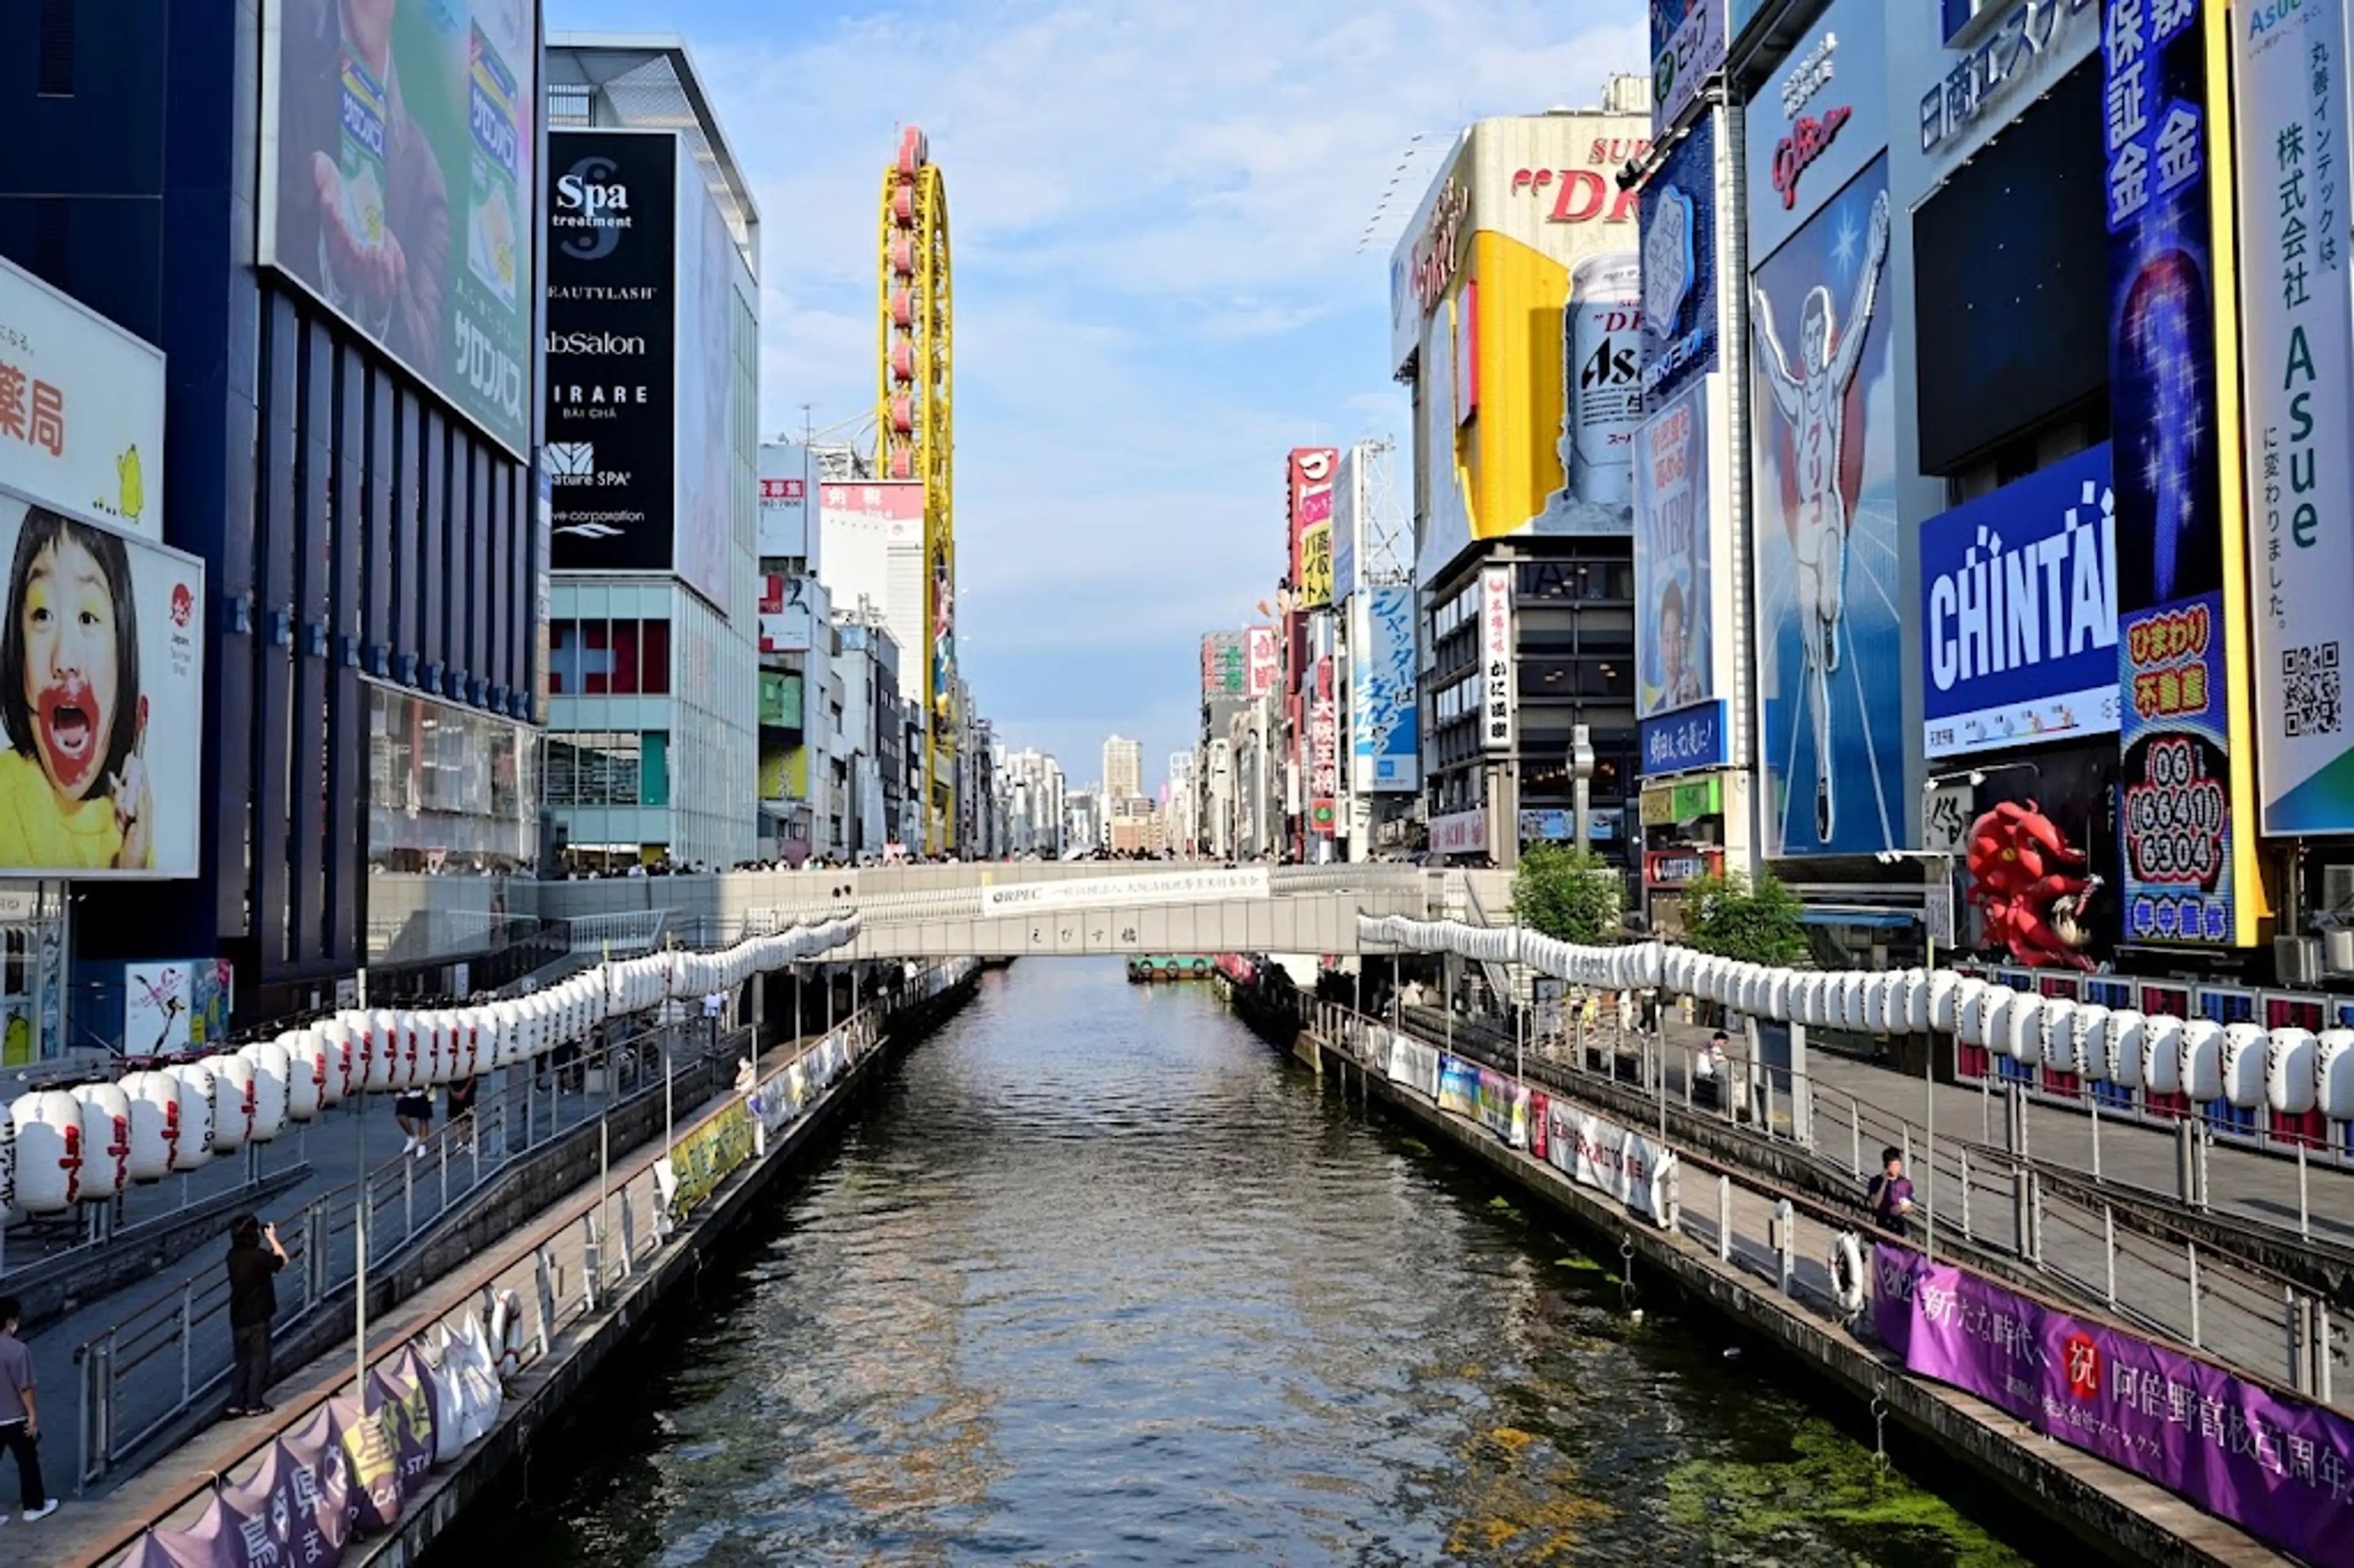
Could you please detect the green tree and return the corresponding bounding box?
[1512,843,1624,945]
[1683,870,1810,967]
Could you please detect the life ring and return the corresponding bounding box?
[487,1288,526,1380]
[1830,1230,1867,1316]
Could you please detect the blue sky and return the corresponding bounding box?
[550,0,1647,792]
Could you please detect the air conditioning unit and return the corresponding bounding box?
[2277,935,2325,987]
[2327,866,2354,912]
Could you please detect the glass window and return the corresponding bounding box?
[641,618,671,695]
[365,683,543,871]
[641,732,670,807]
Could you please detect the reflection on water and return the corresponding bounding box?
[446,960,2050,1566]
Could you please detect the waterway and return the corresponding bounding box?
[444,959,2056,1566]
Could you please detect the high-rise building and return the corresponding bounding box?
[0,0,546,1022]
[1390,83,1652,870]
[542,37,761,870]
[1102,735,1144,805]
[1000,749,1067,858]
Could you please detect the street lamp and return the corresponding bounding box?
[1569,724,1595,854]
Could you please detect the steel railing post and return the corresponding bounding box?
[178,1283,192,1404]
[2188,1241,2203,1348]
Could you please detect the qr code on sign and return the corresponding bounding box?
[2285,642,2343,737]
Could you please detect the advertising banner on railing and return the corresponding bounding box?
[1438,1052,1479,1116]
[664,1099,753,1219]
[1544,1100,1677,1226]
[1476,1067,1515,1143]
[1528,1090,1551,1162]
[1873,1245,2354,1568]
[1388,1035,1442,1102]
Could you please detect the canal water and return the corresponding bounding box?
[447,960,2054,1566]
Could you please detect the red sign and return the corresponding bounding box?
[1408,181,1471,314]
[1508,167,1643,226]
[758,574,784,614]
[1644,847,1723,889]
[1770,106,1853,211]
[759,476,806,501]
[1246,626,1278,698]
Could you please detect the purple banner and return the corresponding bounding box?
[1874,1245,2354,1567]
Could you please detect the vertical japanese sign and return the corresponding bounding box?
[1351,585,1420,793]
[2105,0,2260,945]
[1289,447,1338,609]
[1308,656,1339,835]
[1480,565,1515,754]
[2233,0,2354,835]
[1200,631,1246,699]
[1245,626,1279,698]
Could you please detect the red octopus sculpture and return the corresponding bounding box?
[1964,800,2101,970]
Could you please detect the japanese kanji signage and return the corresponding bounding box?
[1876,1244,2354,1568]
[2103,0,2259,946]
[0,256,165,541]
[2232,0,2354,836]
[1480,565,1514,754]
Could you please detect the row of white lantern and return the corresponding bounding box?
[1356,918,2354,1124]
[0,916,862,1217]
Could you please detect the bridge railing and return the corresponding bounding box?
[1290,990,2350,1565]
[1384,995,2345,1412]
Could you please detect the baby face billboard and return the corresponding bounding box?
[1634,377,1715,721]
[0,500,204,877]
[1750,154,1900,856]
[260,0,539,457]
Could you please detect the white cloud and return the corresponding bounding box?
[564,0,1648,783]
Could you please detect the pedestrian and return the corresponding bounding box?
[224,1215,288,1417]
[446,1074,477,1152]
[0,1296,53,1523]
[1865,1147,1916,1239]
[395,1083,433,1159]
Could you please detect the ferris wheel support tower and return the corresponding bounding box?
[878,127,956,853]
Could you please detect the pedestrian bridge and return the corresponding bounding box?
[503,862,1479,959]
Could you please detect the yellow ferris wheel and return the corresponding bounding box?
[878,126,956,852]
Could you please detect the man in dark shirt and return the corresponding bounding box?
[0,1296,53,1523]
[1865,1147,1917,1240]
[226,1216,289,1417]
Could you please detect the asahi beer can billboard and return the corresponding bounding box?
[1537,253,1640,534]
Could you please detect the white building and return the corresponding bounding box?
[543,39,761,869]
[1102,735,1144,805]
[1000,748,1067,858]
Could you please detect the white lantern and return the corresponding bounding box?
[121,1070,180,1181]
[207,1053,254,1152]
[73,1083,132,1201]
[2268,1029,2320,1116]
[2221,1023,2268,1109]
[239,1038,291,1143]
[162,1062,218,1170]
[11,1091,80,1214]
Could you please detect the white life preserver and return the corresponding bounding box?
[1830,1230,1867,1316]
[487,1288,526,1380]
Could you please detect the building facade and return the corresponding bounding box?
[1390,86,1654,870]
[543,39,760,870]
[0,0,546,1025]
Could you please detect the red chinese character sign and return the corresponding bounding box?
[0,256,166,541]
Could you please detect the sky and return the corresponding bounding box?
[550,0,1648,793]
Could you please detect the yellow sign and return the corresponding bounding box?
[667,1099,755,1219]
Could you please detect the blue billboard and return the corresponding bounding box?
[1919,443,2120,759]
[2105,0,2252,946]
[1640,108,1721,406]
[1350,585,1419,793]
[1642,701,1728,775]
[1750,153,1900,856]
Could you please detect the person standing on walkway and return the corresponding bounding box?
[446,1074,477,1152]
[395,1084,433,1159]
[225,1215,288,1417]
[1865,1147,1916,1239]
[0,1297,54,1523]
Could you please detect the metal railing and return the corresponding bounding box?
[562,909,674,956]
[85,962,981,1565]
[72,1012,738,1488]
[1363,996,2349,1412]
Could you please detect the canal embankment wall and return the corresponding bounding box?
[1227,986,2285,1568]
[74,964,983,1568]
